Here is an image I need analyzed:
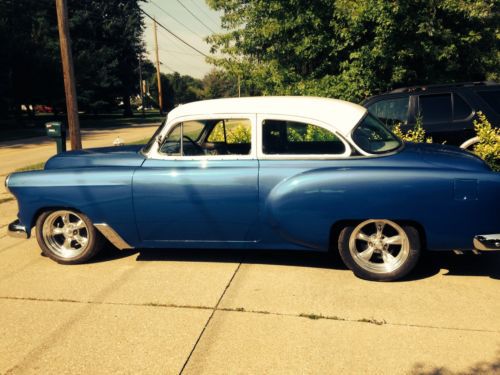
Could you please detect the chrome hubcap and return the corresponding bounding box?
[42,211,89,259]
[349,220,410,274]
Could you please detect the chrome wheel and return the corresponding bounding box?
[41,210,89,260]
[348,219,410,274]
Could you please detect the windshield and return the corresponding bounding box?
[352,114,402,154]
[142,120,166,154]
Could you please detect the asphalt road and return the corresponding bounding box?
[0,126,499,374]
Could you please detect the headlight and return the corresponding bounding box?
[4,174,11,194]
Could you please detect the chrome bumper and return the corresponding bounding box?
[8,219,28,239]
[473,234,500,251]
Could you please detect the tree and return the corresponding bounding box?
[207,0,499,102]
[149,72,204,112]
[0,0,145,119]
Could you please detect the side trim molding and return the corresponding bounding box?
[94,223,133,250]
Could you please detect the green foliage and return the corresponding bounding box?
[207,0,499,102]
[0,0,145,117]
[149,72,203,112]
[287,124,338,142]
[473,112,500,171]
[209,121,251,143]
[392,117,432,143]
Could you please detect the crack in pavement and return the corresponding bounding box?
[0,294,498,335]
[3,263,146,374]
[179,261,244,374]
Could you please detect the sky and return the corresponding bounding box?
[141,0,224,79]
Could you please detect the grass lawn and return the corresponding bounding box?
[0,111,164,142]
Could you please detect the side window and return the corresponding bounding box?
[207,119,251,145]
[453,93,472,120]
[159,119,252,156]
[262,120,345,155]
[160,124,182,156]
[366,97,409,127]
[477,90,500,115]
[418,93,452,123]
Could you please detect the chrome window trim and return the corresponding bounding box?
[256,114,355,160]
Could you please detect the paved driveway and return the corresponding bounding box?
[0,214,499,374]
[1,128,499,374]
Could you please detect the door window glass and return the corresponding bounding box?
[453,94,472,120]
[367,97,409,126]
[418,94,452,123]
[159,119,251,156]
[262,120,345,155]
[477,90,500,115]
[161,124,181,156]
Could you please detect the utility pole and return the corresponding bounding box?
[153,18,164,115]
[138,55,145,117]
[55,0,82,150]
[237,74,241,97]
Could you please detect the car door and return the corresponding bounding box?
[133,114,259,244]
[256,114,352,248]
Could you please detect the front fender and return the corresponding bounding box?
[8,168,139,246]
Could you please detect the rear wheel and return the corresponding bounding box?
[338,219,420,281]
[36,209,104,264]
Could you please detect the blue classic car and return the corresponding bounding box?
[6,97,500,281]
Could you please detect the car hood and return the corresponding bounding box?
[44,145,146,169]
[401,142,490,172]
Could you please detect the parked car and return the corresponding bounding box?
[6,97,500,281]
[361,81,500,148]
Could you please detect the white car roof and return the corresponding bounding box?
[166,96,367,137]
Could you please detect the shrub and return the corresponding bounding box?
[392,116,432,144]
[473,112,500,171]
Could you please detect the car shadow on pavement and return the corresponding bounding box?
[404,251,500,281]
[92,245,500,281]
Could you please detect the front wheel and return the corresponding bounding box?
[36,209,104,264]
[338,219,420,281]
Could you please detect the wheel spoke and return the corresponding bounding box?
[375,222,385,237]
[74,235,88,246]
[74,220,85,229]
[381,250,397,265]
[358,246,375,261]
[356,231,370,242]
[61,213,70,226]
[52,227,64,235]
[383,235,402,245]
[63,237,72,249]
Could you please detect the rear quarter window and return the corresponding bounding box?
[477,90,500,115]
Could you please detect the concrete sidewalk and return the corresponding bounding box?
[0,214,499,374]
[0,124,158,200]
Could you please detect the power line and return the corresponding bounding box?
[149,0,206,41]
[140,8,209,58]
[175,0,216,34]
[156,27,210,60]
[159,48,200,57]
[188,0,220,28]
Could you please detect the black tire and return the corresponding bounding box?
[35,209,104,264]
[338,220,421,281]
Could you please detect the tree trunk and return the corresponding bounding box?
[122,94,133,117]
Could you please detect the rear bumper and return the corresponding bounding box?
[473,234,500,251]
[8,220,28,239]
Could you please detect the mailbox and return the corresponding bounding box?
[45,122,67,154]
